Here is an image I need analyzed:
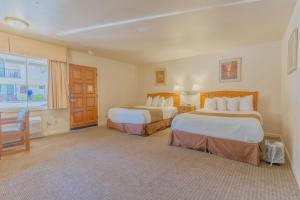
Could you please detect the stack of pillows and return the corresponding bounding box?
[146,96,174,107]
[204,95,253,111]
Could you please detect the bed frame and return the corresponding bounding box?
[108,92,180,136]
[170,91,262,165]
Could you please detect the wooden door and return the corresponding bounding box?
[69,64,98,129]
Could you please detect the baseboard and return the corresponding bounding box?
[264,132,281,139]
[98,120,107,127]
[280,135,300,189]
[70,124,98,130]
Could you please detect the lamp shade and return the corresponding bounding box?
[192,84,200,91]
[173,84,181,92]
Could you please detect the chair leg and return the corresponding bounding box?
[25,112,30,151]
[23,130,30,151]
[0,134,3,160]
[21,136,25,143]
[25,141,30,151]
[25,136,30,151]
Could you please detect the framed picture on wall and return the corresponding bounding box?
[155,68,167,86]
[219,58,242,82]
[288,28,298,74]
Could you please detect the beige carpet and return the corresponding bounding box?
[0,126,299,200]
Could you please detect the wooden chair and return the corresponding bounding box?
[0,109,30,159]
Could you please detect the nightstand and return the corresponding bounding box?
[177,105,196,114]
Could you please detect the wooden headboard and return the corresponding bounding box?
[200,91,258,111]
[147,92,180,107]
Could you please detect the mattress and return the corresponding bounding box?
[108,106,177,124]
[171,109,264,143]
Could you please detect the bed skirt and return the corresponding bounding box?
[169,130,261,166]
[107,118,172,136]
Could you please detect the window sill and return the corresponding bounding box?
[29,107,48,112]
[0,107,48,113]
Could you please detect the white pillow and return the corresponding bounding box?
[226,97,239,111]
[157,97,165,107]
[239,95,253,111]
[169,97,174,106]
[151,96,160,107]
[146,97,152,107]
[164,97,174,107]
[215,97,227,111]
[204,98,217,110]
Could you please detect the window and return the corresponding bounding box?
[0,53,48,109]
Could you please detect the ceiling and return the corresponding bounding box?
[0,0,297,65]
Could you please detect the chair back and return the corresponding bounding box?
[16,108,29,130]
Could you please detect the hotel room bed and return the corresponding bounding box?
[107,93,179,136]
[108,106,177,124]
[169,91,264,165]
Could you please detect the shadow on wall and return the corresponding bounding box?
[42,109,69,135]
[259,95,281,133]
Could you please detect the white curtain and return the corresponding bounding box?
[48,60,68,109]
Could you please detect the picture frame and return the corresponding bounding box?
[288,28,298,74]
[219,58,242,82]
[155,68,167,86]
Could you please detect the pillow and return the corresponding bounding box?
[204,98,217,110]
[145,97,152,107]
[157,97,165,107]
[151,96,160,107]
[215,97,227,111]
[164,97,174,107]
[239,95,253,111]
[226,97,239,111]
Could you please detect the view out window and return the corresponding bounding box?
[0,53,48,109]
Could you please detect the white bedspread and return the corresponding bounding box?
[171,109,264,143]
[108,106,177,124]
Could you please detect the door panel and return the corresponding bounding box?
[71,67,83,80]
[73,111,85,123]
[85,69,96,81]
[86,96,96,107]
[86,109,97,122]
[71,96,84,109]
[73,82,84,94]
[70,64,98,128]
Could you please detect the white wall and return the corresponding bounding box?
[281,0,300,188]
[69,51,139,125]
[138,41,282,134]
